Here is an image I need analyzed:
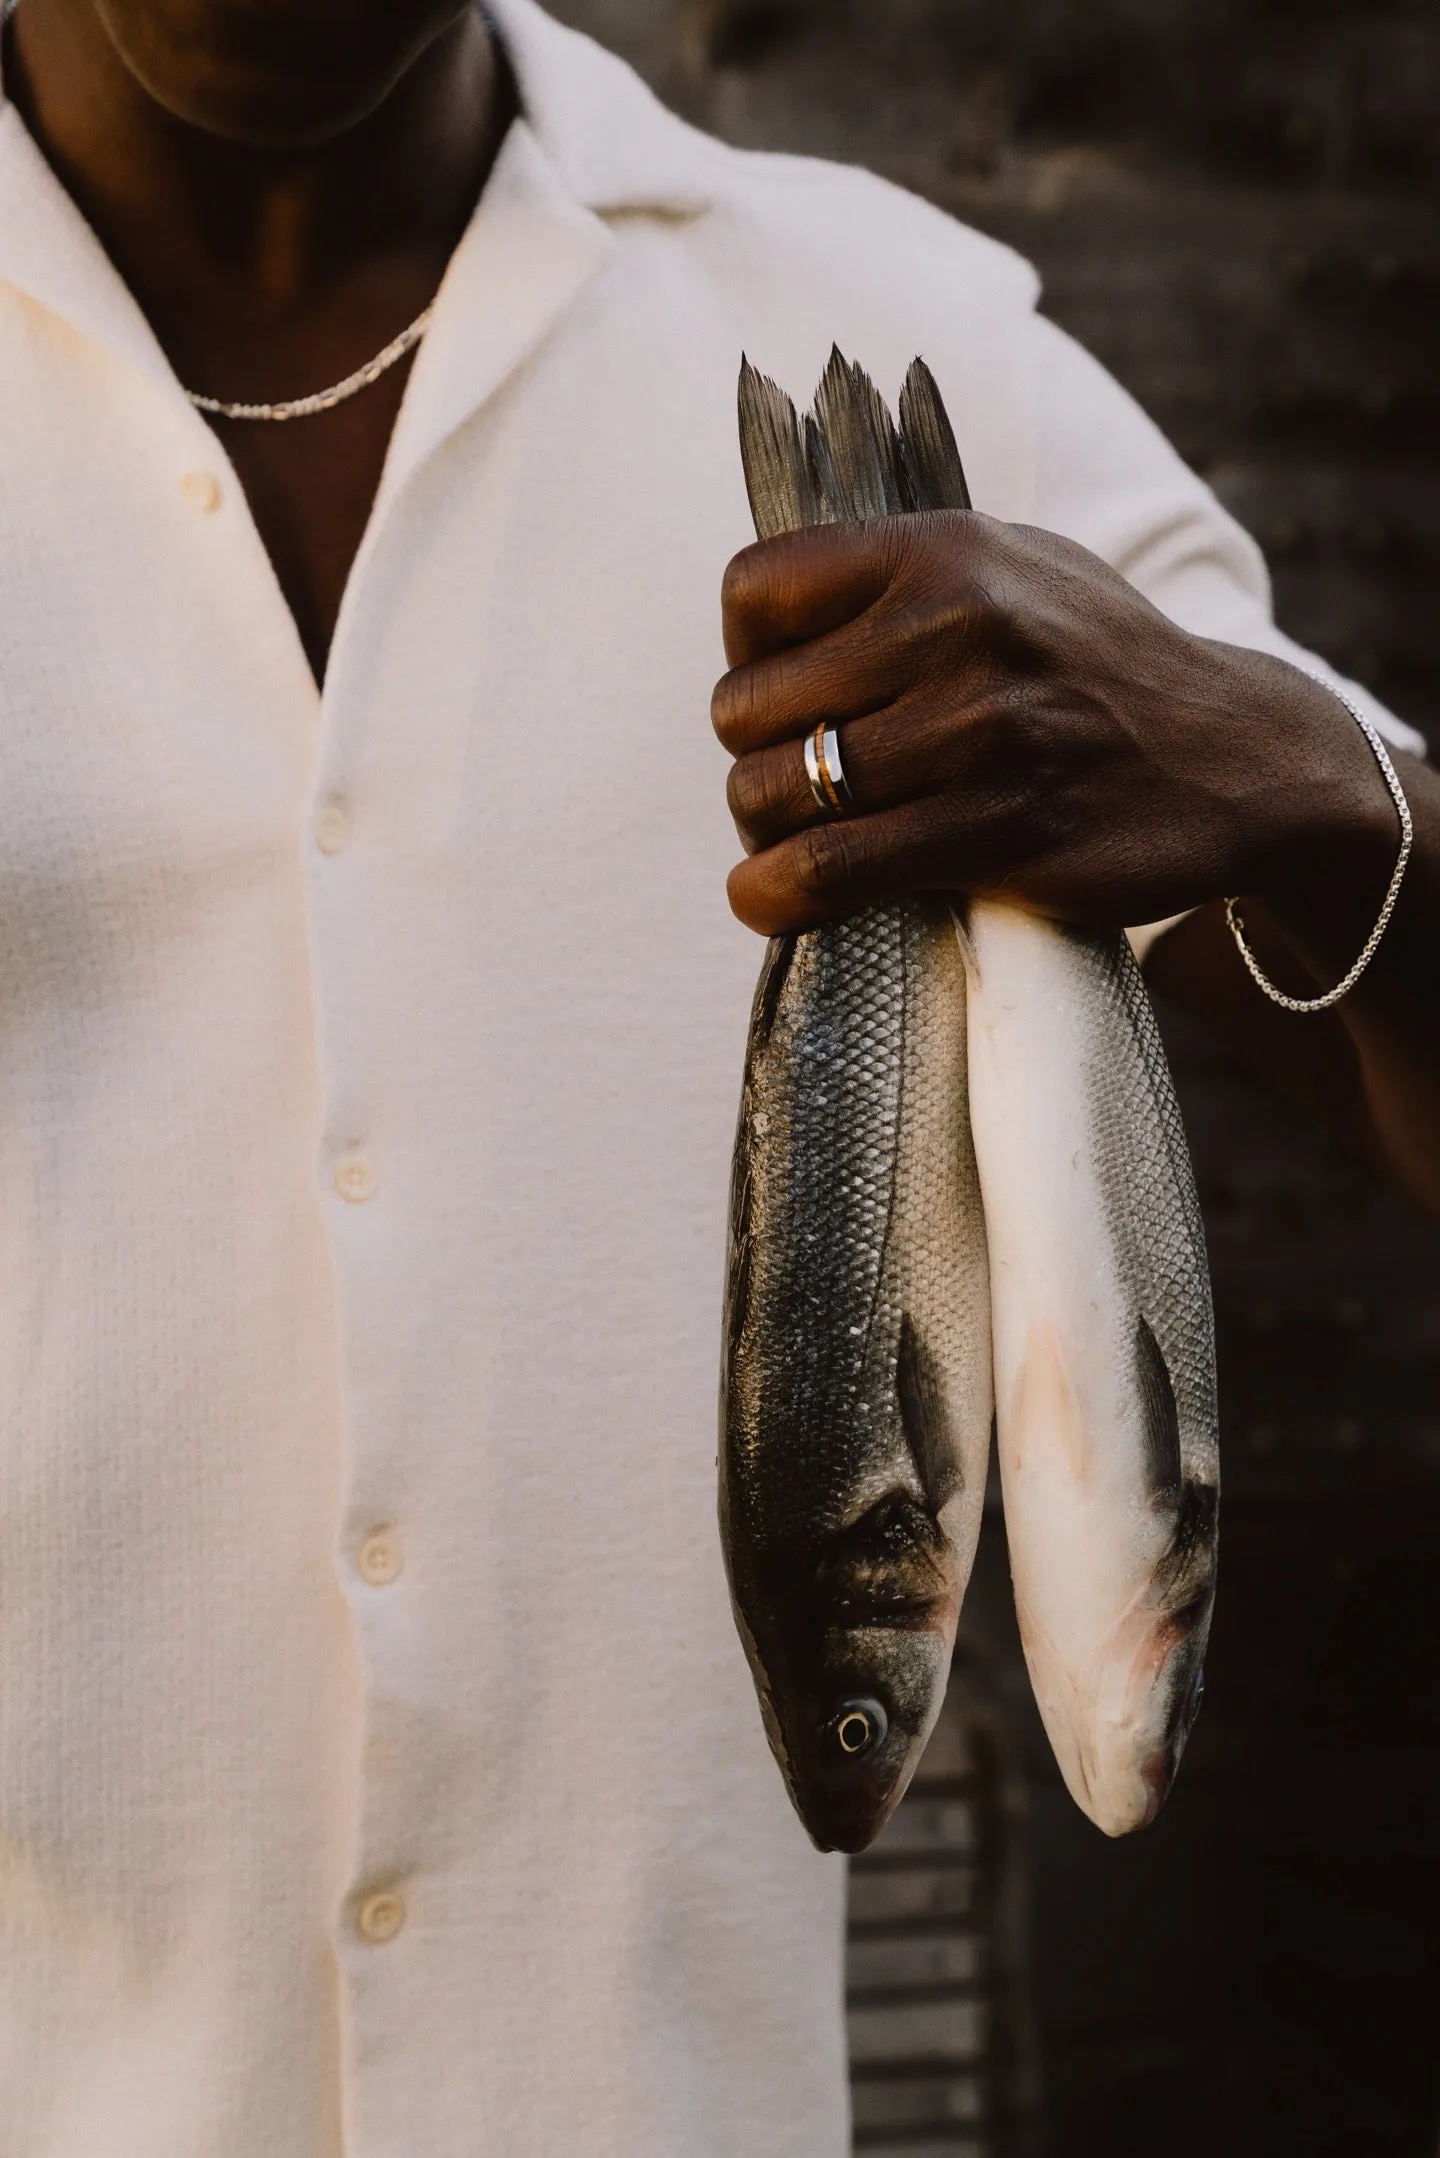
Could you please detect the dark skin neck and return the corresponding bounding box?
[6,1,512,680]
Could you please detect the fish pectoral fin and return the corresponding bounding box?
[818,1488,956,1621]
[1152,1477,1219,1607]
[749,934,798,1057]
[896,1313,963,1515]
[1134,1314,1183,1507]
[946,900,980,988]
[722,1126,756,1376]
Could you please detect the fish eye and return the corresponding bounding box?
[829,1698,888,1759]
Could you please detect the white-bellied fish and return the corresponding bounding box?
[896,361,1220,1835]
[721,351,1219,1847]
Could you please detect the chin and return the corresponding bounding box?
[94,0,474,149]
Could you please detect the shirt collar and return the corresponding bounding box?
[0,0,714,422]
[363,0,718,514]
[0,99,179,402]
[362,113,612,534]
[482,0,717,220]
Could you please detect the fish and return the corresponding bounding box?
[896,359,1221,1835]
[963,905,1219,1833]
[721,350,1219,1848]
[720,352,994,1856]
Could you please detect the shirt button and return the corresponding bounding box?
[334,1156,377,1204]
[357,1530,403,1587]
[179,470,223,513]
[315,798,351,856]
[356,1891,406,1945]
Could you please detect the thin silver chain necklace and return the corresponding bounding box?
[0,0,439,423]
[184,304,437,423]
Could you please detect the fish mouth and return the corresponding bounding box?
[765,1693,908,1856]
[793,1731,912,1854]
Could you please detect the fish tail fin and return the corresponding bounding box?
[802,412,842,526]
[738,357,818,540]
[811,348,909,522]
[898,358,974,513]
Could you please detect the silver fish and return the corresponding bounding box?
[893,361,1221,1834]
[721,351,1220,1847]
[965,905,1219,1833]
[720,352,994,1855]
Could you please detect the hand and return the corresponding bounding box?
[712,512,1397,938]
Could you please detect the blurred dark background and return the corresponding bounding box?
[546,3,1440,2152]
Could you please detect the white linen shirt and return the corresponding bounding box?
[0,4,1423,2155]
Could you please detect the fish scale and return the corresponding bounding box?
[731,917,908,1508]
[1080,932,1217,1461]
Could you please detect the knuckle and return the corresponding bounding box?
[896,507,978,584]
[720,542,767,625]
[711,676,737,747]
[714,648,808,753]
[794,820,854,898]
[986,682,1039,755]
[726,754,768,828]
[962,674,1038,762]
[721,533,812,654]
[711,667,758,751]
[924,584,1001,663]
[891,517,955,599]
[730,744,808,842]
[761,754,796,827]
[725,861,762,930]
[998,683,1069,775]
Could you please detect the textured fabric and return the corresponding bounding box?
[0,4,1422,2155]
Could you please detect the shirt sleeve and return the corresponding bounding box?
[1024,315,1427,958]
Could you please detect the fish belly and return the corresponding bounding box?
[964,898,1219,1835]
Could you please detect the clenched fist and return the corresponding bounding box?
[712,511,1396,940]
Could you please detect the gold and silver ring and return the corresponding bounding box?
[804,722,854,819]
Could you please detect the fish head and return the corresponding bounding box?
[1081,1584,1212,1837]
[1017,1476,1217,1837]
[748,1488,963,1854]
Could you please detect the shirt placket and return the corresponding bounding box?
[298,128,616,2155]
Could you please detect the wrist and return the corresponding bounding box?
[1218,652,1397,890]
[1224,656,1410,997]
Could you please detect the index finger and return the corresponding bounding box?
[722,519,905,669]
